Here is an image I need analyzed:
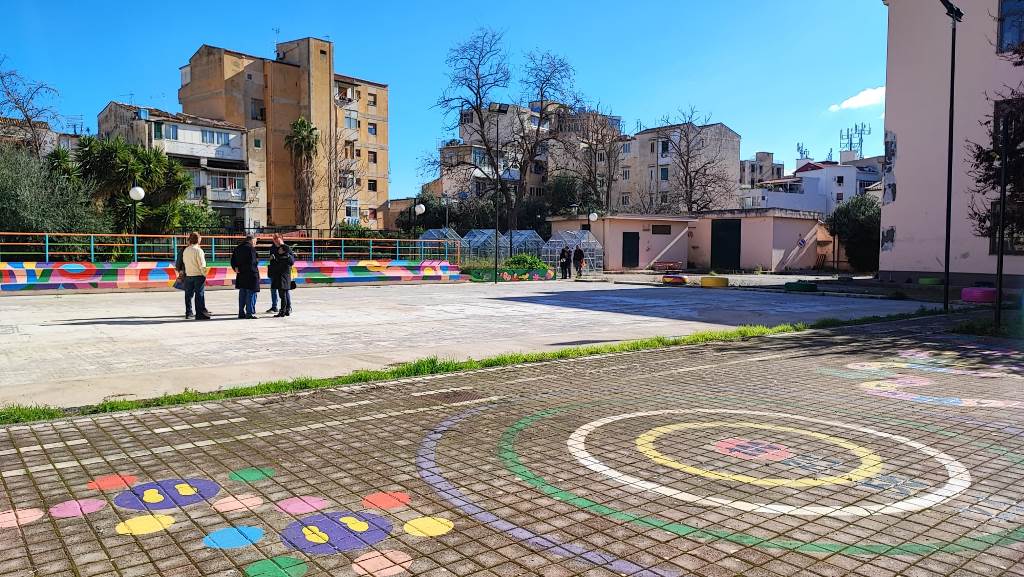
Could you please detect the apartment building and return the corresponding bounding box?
[740,156,882,215]
[178,38,389,231]
[97,102,261,229]
[740,152,784,189]
[880,0,1024,285]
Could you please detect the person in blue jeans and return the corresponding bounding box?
[180,232,211,320]
[230,234,261,319]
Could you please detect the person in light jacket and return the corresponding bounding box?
[181,232,211,320]
[230,235,261,319]
[268,235,295,317]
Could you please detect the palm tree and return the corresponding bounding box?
[284,117,319,229]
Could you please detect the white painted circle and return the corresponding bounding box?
[567,409,971,517]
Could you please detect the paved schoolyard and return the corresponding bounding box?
[1,319,1023,577]
[0,282,928,406]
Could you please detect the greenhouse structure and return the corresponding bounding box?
[418,228,468,260]
[462,229,510,260]
[541,230,604,272]
[509,230,545,257]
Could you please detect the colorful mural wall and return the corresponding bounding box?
[0,260,460,292]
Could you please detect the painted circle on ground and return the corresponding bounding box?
[352,550,414,576]
[87,474,137,491]
[639,422,881,487]
[114,514,175,535]
[713,438,792,462]
[229,467,276,482]
[361,491,411,510]
[203,526,264,549]
[275,496,329,515]
[852,370,1023,408]
[0,508,44,528]
[569,409,971,516]
[114,478,220,511]
[280,511,391,554]
[212,494,264,513]
[501,406,1024,555]
[403,516,454,537]
[49,498,107,518]
[846,361,1011,379]
[244,556,308,577]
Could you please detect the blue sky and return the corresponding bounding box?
[3,1,888,199]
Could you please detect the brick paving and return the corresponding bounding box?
[1,318,1023,576]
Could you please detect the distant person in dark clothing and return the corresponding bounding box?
[559,247,571,280]
[268,234,295,317]
[573,246,585,277]
[231,234,260,319]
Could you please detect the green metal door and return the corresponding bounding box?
[710,219,741,271]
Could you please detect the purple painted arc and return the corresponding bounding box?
[416,406,682,577]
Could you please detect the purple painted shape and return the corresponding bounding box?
[280,511,391,555]
[276,496,329,515]
[113,478,220,511]
[49,498,107,518]
[416,406,681,577]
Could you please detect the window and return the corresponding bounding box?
[836,192,844,202]
[202,129,214,143]
[472,148,487,167]
[836,175,845,186]
[368,151,377,163]
[661,140,670,155]
[660,193,669,204]
[367,122,377,136]
[153,122,163,140]
[165,124,178,140]
[345,110,358,129]
[254,138,262,149]
[216,131,230,145]
[345,199,359,222]
[652,225,672,235]
[210,172,245,191]
[460,110,474,125]
[1000,0,1024,52]
[660,167,669,181]
[620,193,631,206]
[622,142,631,154]
[367,179,378,192]
[650,140,656,154]
[597,151,605,162]
[246,73,253,81]
[622,168,630,181]
[367,93,377,106]
[251,99,265,121]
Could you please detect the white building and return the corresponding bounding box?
[98,102,264,230]
[740,157,883,216]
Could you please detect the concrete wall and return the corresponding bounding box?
[688,214,823,272]
[881,0,1024,285]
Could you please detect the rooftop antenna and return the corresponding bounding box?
[272,27,281,48]
[797,142,810,159]
[826,148,834,162]
[840,123,872,159]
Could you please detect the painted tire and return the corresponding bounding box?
[961,287,997,303]
[918,277,943,286]
[701,276,729,288]
[784,281,818,292]
[662,275,688,285]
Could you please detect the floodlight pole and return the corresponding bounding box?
[941,0,963,311]
[995,118,1009,329]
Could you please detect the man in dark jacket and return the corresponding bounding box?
[268,234,295,317]
[573,246,585,277]
[558,247,571,280]
[230,235,261,319]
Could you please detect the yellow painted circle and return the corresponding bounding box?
[636,421,883,488]
[403,516,454,537]
[115,514,176,535]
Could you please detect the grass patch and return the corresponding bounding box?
[0,309,945,425]
[952,314,1024,339]
[809,306,943,329]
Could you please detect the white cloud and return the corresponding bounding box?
[828,86,886,113]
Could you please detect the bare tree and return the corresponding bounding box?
[650,107,739,214]
[433,28,513,220]
[0,57,59,158]
[552,102,624,213]
[311,130,366,231]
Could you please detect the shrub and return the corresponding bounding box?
[504,253,548,271]
[826,195,881,272]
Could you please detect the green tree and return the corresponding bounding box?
[826,195,881,272]
[0,144,106,233]
[284,117,319,229]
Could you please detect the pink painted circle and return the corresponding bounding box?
[0,508,44,528]
[352,550,413,576]
[274,496,329,515]
[361,491,411,511]
[212,494,264,513]
[714,438,792,462]
[48,498,107,519]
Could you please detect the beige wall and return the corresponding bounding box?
[688,215,823,272]
[551,217,691,271]
[881,0,1024,284]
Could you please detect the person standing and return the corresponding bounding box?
[231,234,260,319]
[181,232,211,320]
[268,235,295,317]
[559,246,571,280]
[573,245,585,277]
[265,234,281,314]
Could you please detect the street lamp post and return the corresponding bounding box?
[939,0,964,312]
[995,118,1009,329]
[128,185,146,236]
[492,104,509,285]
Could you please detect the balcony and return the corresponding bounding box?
[207,187,247,203]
